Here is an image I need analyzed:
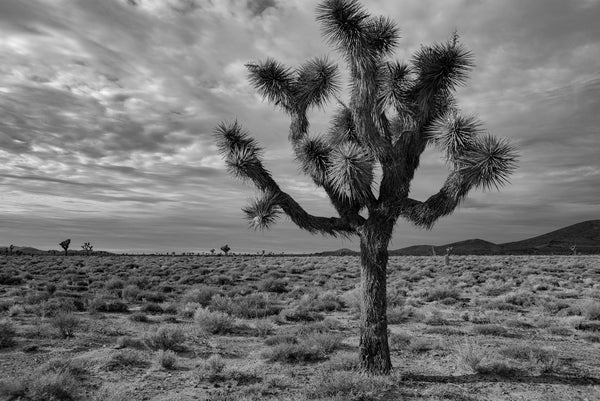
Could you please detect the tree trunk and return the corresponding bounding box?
[359,221,392,374]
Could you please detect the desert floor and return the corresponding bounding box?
[1,254,600,401]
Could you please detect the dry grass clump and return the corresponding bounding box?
[88,296,128,313]
[262,332,343,364]
[50,313,80,338]
[581,300,600,320]
[182,286,219,306]
[455,341,487,373]
[144,326,186,351]
[194,307,236,334]
[305,371,395,400]
[104,350,149,371]
[472,324,511,337]
[157,349,177,370]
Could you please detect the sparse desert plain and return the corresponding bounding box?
[1,254,600,401]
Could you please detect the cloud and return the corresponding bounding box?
[0,0,598,252]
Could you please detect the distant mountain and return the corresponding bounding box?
[500,220,600,254]
[319,220,600,256]
[316,248,359,256]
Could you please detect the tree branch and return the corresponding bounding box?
[215,121,360,236]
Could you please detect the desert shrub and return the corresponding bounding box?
[105,278,125,294]
[297,291,345,313]
[182,286,218,306]
[208,275,233,286]
[389,332,411,350]
[425,287,461,302]
[104,350,148,371]
[263,332,343,364]
[0,320,17,348]
[263,342,327,363]
[144,326,186,351]
[582,333,600,343]
[258,278,288,293]
[26,371,83,401]
[122,285,140,301]
[129,312,149,323]
[253,319,273,337]
[157,350,177,370]
[455,341,487,373]
[194,307,235,334]
[42,298,79,317]
[209,294,280,319]
[116,336,147,350]
[40,358,89,380]
[582,301,600,320]
[141,303,163,314]
[89,297,128,313]
[503,291,536,307]
[305,371,393,400]
[139,291,166,303]
[203,354,226,381]
[179,302,201,318]
[279,307,323,323]
[264,334,298,346]
[473,324,510,337]
[50,313,79,338]
[546,325,572,336]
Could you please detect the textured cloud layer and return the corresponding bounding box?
[1,0,598,252]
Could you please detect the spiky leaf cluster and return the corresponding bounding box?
[243,191,282,231]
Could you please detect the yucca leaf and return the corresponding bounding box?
[296,136,331,185]
[242,191,282,231]
[327,142,374,202]
[458,135,518,191]
[328,106,359,145]
[246,58,294,109]
[293,57,340,110]
[427,110,483,162]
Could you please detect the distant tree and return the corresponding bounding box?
[215,0,517,373]
[445,246,453,266]
[431,246,436,257]
[570,244,577,256]
[210,249,215,255]
[220,244,231,256]
[9,244,14,256]
[59,239,71,256]
[81,242,93,256]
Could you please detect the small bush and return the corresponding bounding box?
[203,354,226,381]
[389,332,411,350]
[425,287,461,302]
[264,334,298,346]
[455,341,486,373]
[476,361,524,376]
[279,307,323,323]
[305,371,392,400]
[0,320,16,348]
[253,319,273,337]
[50,313,79,338]
[473,324,510,337]
[89,297,128,313]
[144,326,186,351]
[27,371,82,401]
[182,286,218,306]
[116,336,147,350]
[104,350,148,371]
[582,301,600,320]
[129,312,150,323]
[157,350,177,370]
[194,307,235,334]
[259,278,288,293]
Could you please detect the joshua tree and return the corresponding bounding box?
[81,242,93,256]
[570,244,577,256]
[9,244,14,256]
[210,248,215,255]
[59,239,71,256]
[220,244,231,256]
[444,246,453,266]
[215,0,517,373]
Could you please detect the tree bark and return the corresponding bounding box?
[359,219,392,374]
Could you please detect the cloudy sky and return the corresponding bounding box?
[1,0,598,253]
